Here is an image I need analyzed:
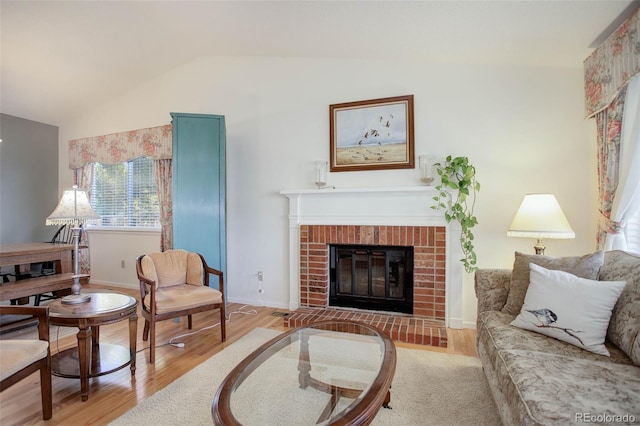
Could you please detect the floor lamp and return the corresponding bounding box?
[46,185,100,304]
[507,193,575,255]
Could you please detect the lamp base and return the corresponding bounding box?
[61,293,91,305]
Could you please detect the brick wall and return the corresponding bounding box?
[299,225,446,320]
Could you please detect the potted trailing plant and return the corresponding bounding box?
[432,155,480,273]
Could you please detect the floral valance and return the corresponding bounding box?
[68,124,172,169]
[584,7,640,118]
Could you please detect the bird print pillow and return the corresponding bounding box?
[511,263,626,356]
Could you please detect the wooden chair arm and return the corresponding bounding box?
[0,306,50,341]
[198,253,224,295]
[137,274,155,287]
[136,254,157,313]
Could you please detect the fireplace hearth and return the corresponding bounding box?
[281,186,466,332]
[330,244,413,314]
[298,224,445,321]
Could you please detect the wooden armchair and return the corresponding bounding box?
[136,249,226,364]
[0,306,53,420]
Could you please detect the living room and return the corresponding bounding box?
[1,1,639,424]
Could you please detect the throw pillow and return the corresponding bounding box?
[511,263,626,356]
[501,251,604,316]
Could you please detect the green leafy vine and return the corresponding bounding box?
[431,155,480,273]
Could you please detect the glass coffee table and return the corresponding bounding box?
[212,320,396,425]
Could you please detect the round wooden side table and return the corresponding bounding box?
[48,291,138,401]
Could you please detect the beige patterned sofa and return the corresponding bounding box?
[475,250,640,425]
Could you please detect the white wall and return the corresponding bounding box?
[57,56,596,327]
[86,228,161,289]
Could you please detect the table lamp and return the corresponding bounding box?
[46,185,100,304]
[507,193,575,255]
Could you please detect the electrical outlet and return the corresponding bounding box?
[257,271,264,295]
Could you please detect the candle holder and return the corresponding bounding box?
[314,161,328,188]
[419,155,436,185]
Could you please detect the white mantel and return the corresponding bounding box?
[280,186,464,328]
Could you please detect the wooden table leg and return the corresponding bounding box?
[58,250,72,274]
[383,389,392,409]
[76,322,92,402]
[92,326,100,347]
[129,312,138,376]
[298,332,311,389]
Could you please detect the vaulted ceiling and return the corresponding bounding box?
[1,0,635,126]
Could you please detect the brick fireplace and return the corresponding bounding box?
[280,186,465,346]
[300,224,446,320]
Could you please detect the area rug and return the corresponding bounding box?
[110,328,501,426]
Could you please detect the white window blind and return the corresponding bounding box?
[626,209,640,254]
[90,157,160,227]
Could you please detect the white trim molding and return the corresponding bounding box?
[280,186,464,328]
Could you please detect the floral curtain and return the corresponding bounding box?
[595,87,627,248]
[74,165,94,275]
[69,124,172,169]
[68,124,173,253]
[584,7,640,118]
[585,7,640,250]
[153,159,173,251]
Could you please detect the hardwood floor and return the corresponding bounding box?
[0,284,477,425]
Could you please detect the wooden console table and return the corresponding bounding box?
[0,243,76,302]
[0,242,74,273]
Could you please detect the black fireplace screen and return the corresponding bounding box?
[329,244,413,314]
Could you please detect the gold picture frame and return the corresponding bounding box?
[329,95,414,172]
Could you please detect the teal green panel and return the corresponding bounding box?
[171,113,226,290]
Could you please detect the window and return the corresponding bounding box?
[626,209,640,254]
[90,157,160,227]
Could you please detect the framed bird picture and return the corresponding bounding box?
[329,95,414,172]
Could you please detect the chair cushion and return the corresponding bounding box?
[0,340,49,381]
[144,283,223,314]
[141,249,204,288]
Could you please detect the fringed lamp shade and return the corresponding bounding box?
[46,186,100,226]
[46,185,99,304]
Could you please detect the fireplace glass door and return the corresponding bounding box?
[330,245,413,314]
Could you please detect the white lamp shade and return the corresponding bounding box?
[46,186,100,225]
[507,194,575,239]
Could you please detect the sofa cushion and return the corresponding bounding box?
[501,251,604,316]
[476,310,516,337]
[496,349,640,425]
[599,250,640,365]
[478,311,634,371]
[511,264,626,356]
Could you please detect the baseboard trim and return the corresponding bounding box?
[227,296,288,310]
[462,320,477,329]
[89,279,137,290]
